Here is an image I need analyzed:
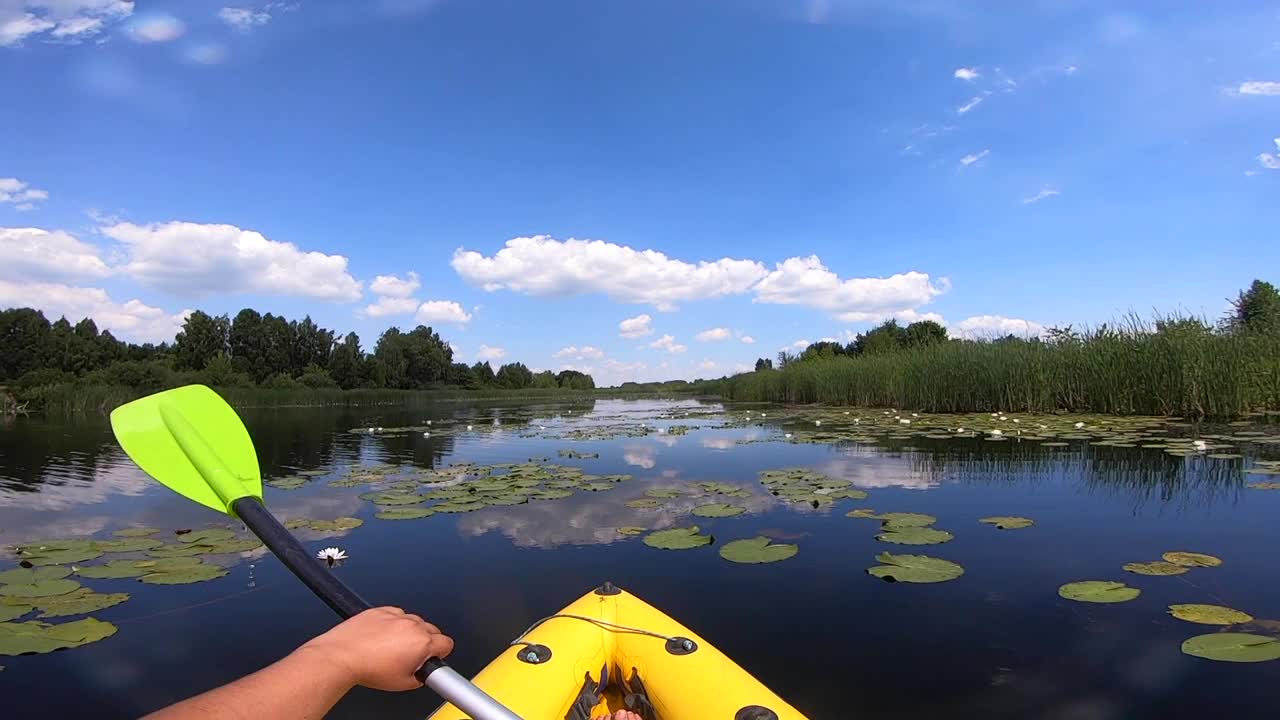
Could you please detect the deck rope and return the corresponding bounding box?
[509,613,677,648]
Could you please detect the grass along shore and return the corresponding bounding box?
[715,327,1280,419]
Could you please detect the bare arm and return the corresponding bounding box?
[145,607,454,720]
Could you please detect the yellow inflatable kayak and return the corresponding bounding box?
[428,583,808,720]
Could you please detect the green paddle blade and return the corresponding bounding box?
[110,385,262,516]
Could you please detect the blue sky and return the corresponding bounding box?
[2,0,1278,385]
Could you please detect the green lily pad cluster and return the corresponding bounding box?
[1058,580,1141,603]
[1124,551,1222,576]
[0,617,118,656]
[557,449,598,459]
[719,537,798,564]
[13,539,103,567]
[642,526,713,550]
[265,475,310,490]
[284,517,364,533]
[866,553,964,583]
[758,468,867,508]
[978,516,1034,530]
[146,528,262,558]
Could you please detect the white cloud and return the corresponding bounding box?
[186,42,228,65]
[648,334,687,354]
[0,177,49,208]
[956,96,983,113]
[553,345,604,360]
[754,256,946,321]
[1258,153,1280,170]
[101,221,362,302]
[1022,186,1060,204]
[955,315,1045,338]
[1237,81,1280,96]
[740,335,755,344]
[698,359,717,371]
[369,271,420,298]
[452,235,767,310]
[837,308,946,325]
[476,344,506,361]
[126,13,184,43]
[362,296,419,318]
[0,1,133,47]
[618,313,654,339]
[218,6,271,31]
[0,227,110,280]
[695,327,731,342]
[953,67,980,81]
[959,149,990,167]
[415,300,471,325]
[0,278,189,343]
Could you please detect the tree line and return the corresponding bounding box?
[755,280,1280,372]
[0,307,594,394]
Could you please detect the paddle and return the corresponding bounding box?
[110,384,521,720]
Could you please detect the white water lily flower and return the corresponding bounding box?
[784,433,793,439]
[423,432,430,438]
[899,419,911,425]
[991,412,998,417]
[426,420,432,425]
[815,420,822,426]
[466,424,474,430]
[911,413,919,417]
[956,427,965,433]
[1074,421,1085,429]
[1192,439,1207,449]
[1012,419,1020,424]
[999,416,1008,421]
[843,411,850,415]
[367,427,375,433]
[316,547,348,565]
[991,429,1003,436]
[760,413,767,417]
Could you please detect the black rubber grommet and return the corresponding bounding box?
[595,580,622,595]
[515,643,552,664]
[736,706,780,720]
[664,636,697,655]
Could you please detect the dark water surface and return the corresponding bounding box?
[2,399,1279,719]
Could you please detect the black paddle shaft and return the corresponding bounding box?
[230,497,447,681]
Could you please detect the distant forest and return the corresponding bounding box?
[0,307,594,396]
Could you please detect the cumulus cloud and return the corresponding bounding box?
[476,344,506,361]
[785,339,811,351]
[956,96,983,114]
[1022,186,1060,204]
[0,0,134,47]
[647,334,687,354]
[218,6,271,31]
[953,67,980,81]
[0,278,189,343]
[836,308,946,325]
[415,300,471,325]
[695,327,731,342]
[101,221,362,302]
[0,227,110,280]
[955,314,1045,338]
[754,256,947,321]
[0,177,48,208]
[740,334,755,344]
[1258,153,1280,170]
[452,235,767,310]
[618,313,654,339]
[126,13,184,43]
[363,296,418,317]
[1237,81,1280,96]
[553,345,604,360]
[369,272,420,298]
[697,359,717,371]
[960,149,990,166]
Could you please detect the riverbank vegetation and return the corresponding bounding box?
[0,306,596,414]
[717,280,1280,419]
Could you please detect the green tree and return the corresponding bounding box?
[1227,279,1280,335]
[0,307,51,380]
[555,369,595,390]
[853,320,907,355]
[754,357,773,372]
[328,332,364,389]
[471,361,495,385]
[292,316,335,375]
[903,320,948,347]
[446,362,477,387]
[229,308,268,381]
[495,362,533,389]
[261,313,295,378]
[174,311,230,370]
[532,370,558,388]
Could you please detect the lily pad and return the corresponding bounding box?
[1181,633,1280,663]
[1169,604,1254,625]
[177,529,236,544]
[0,604,33,622]
[29,589,129,618]
[0,617,118,656]
[359,492,425,506]
[17,546,103,566]
[979,516,1034,530]
[643,526,713,550]
[1247,482,1280,490]
[846,508,879,519]
[531,489,574,500]
[0,567,71,585]
[266,476,308,490]
[305,517,363,532]
[479,494,528,506]
[691,503,746,518]
[148,543,213,558]
[199,538,264,554]
[433,501,484,513]
[876,527,954,545]
[878,513,937,529]
[867,553,964,583]
[719,537,798,564]
[616,527,647,536]
[0,574,82,598]
[645,488,685,498]
[112,527,160,537]
[581,482,615,492]
[375,507,435,520]
[95,537,163,553]
[140,563,228,585]
[625,498,663,509]
[1123,561,1189,576]
[1163,551,1222,568]
[75,559,164,579]
[1058,581,1141,603]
